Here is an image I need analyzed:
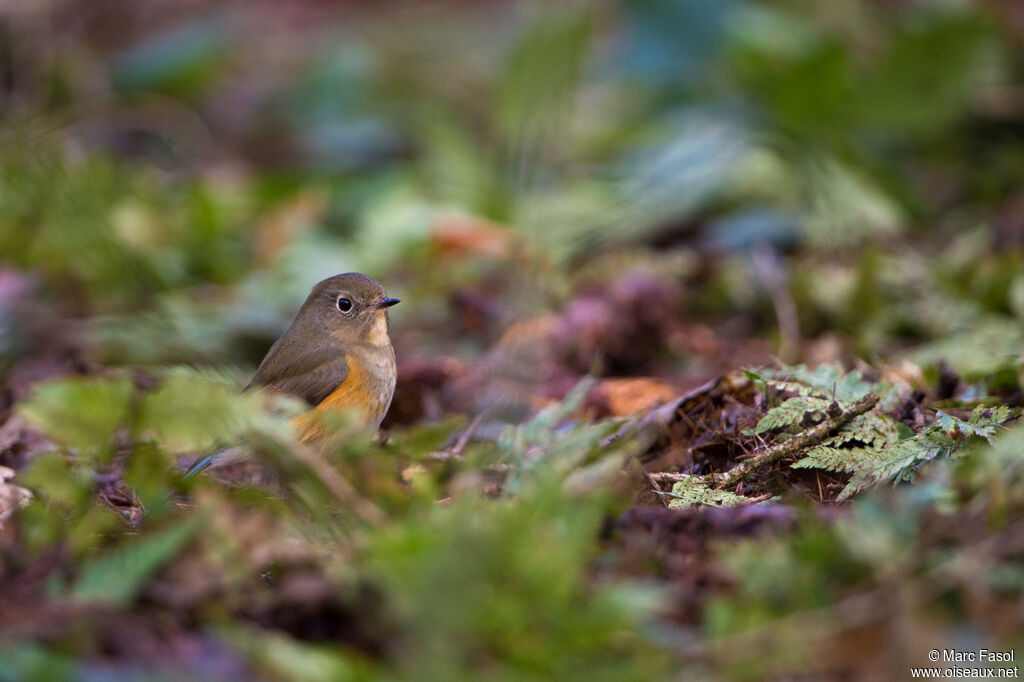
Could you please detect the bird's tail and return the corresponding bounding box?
[182,446,249,480]
[182,452,219,480]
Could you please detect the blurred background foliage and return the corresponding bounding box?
[0,0,1021,375]
[1,0,1024,680]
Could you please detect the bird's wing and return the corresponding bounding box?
[246,343,349,407]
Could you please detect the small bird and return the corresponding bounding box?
[184,273,398,478]
[249,272,400,440]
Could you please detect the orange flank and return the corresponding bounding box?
[294,359,379,442]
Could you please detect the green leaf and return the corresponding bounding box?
[217,625,369,682]
[668,478,753,508]
[0,642,78,682]
[832,405,1011,500]
[793,445,880,474]
[523,374,598,436]
[71,514,203,605]
[744,369,768,394]
[18,376,133,456]
[759,363,878,402]
[497,9,591,144]
[363,487,665,680]
[839,431,952,500]
[827,412,903,449]
[745,363,1014,500]
[935,405,1012,442]
[746,395,830,435]
[910,318,1024,380]
[801,157,903,247]
[18,451,86,508]
[856,11,993,138]
[139,367,258,452]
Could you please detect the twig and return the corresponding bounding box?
[648,472,696,482]
[451,409,489,456]
[709,393,880,490]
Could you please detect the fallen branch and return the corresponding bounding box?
[648,471,695,482]
[708,392,880,490]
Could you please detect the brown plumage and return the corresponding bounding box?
[247,272,399,440]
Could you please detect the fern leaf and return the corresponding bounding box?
[793,445,880,474]
[839,431,952,500]
[746,396,832,435]
[754,364,874,401]
[826,412,904,449]
[935,405,1012,442]
[667,478,751,508]
[752,363,900,406]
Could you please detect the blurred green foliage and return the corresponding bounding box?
[365,490,666,681]
[1,0,1020,374]
[10,368,670,681]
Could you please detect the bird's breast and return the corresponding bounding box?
[300,344,396,441]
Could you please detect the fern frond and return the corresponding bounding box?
[837,406,1015,500]
[839,431,952,500]
[754,364,874,401]
[827,412,904,449]
[793,445,880,474]
[667,478,751,508]
[747,395,832,435]
[936,405,1012,442]
[752,363,901,407]
[742,364,1017,501]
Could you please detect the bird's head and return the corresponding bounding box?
[300,272,399,348]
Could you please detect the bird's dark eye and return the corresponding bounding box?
[337,297,353,313]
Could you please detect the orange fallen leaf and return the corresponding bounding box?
[585,377,678,419]
[430,211,518,260]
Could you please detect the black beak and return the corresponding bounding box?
[378,297,401,308]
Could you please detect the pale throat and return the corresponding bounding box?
[363,311,391,347]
